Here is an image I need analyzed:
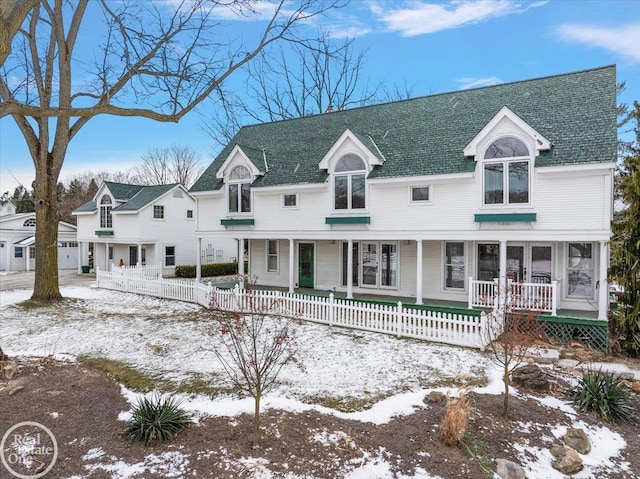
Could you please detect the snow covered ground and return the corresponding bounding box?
[1,284,635,479]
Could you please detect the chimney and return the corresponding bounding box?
[326,104,334,113]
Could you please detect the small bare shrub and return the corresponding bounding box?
[440,394,470,446]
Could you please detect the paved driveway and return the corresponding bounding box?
[0,270,95,291]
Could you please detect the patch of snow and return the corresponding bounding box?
[82,447,105,461]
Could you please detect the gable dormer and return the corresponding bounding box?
[318,128,385,173]
[215,145,265,181]
[216,145,265,216]
[463,106,551,159]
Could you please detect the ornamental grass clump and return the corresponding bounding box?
[125,394,192,446]
[563,369,634,424]
[440,394,470,446]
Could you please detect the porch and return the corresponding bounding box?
[224,281,607,351]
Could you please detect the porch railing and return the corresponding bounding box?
[95,269,490,350]
[110,263,162,278]
[468,277,558,315]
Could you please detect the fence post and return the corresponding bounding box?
[396,301,403,337]
[328,293,334,327]
[479,311,487,351]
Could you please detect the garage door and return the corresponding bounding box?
[58,242,78,269]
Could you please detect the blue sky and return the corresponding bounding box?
[1,0,639,195]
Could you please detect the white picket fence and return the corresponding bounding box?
[95,268,490,350]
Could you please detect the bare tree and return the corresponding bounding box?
[0,0,341,300]
[207,31,386,146]
[205,280,302,447]
[134,144,204,188]
[481,281,546,418]
[0,0,38,66]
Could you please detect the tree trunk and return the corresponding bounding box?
[31,152,62,301]
[503,365,510,418]
[253,393,261,448]
[0,345,7,361]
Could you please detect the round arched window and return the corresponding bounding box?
[482,137,530,205]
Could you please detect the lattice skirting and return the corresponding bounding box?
[542,320,608,352]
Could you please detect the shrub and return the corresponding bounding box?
[563,369,634,424]
[124,394,192,446]
[440,394,470,446]
[175,262,239,278]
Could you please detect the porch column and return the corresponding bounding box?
[415,240,423,305]
[26,246,31,272]
[499,240,507,298]
[77,242,83,273]
[137,243,142,266]
[238,237,245,277]
[346,239,354,299]
[598,240,609,321]
[288,238,295,293]
[196,237,202,282]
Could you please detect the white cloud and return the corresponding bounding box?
[371,0,547,37]
[456,76,503,89]
[555,23,640,63]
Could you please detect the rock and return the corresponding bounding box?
[511,364,553,392]
[564,428,591,455]
[552,448,583,475]
[632,381,640,393]
[557,359,580,370]
[426,391,447,404]
[549,445,568,459]
[496,458,527,479]
[8,385,24,396]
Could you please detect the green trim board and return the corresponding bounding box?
[95,230,114,236]
[221,218,255,226]
[474,213,537,222]
[325,216,371,224]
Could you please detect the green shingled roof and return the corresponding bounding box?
[72,182,181,214]
[190,66,617,192]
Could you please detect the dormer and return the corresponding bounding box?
[215,145,265,181]
[463,106,551,159]
[318,128,385,173]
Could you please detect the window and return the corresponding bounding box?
[228,166,252,213]
[153,205,164,219]
[477,243,499,281]
[342,241,397,289]
[411,186,431,203]
[100,195,113,228]
[29,247,36,259]
[445,242,465,289]
[283,194,297,208]
[165,246,176,266]
[186,209,193,219]
[15,247,23,258]
[267,240,279,272]
[23,218,36,227]
[567,243,593,297]
[69,242,78,248]
[483,137,530,206]
[334,154,366,210]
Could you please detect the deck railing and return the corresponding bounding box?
[95,269,490,350]
[468,277,558,315]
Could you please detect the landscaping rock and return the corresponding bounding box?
[549,445,568,459]
[557,359,580,370]
[552,447,583,475]
[632,381,640,393]
[426,391,447,404]
[511,364,553,392]
[564,428,591,454]
[496,458,527,479]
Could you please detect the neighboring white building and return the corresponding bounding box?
[73,181,235,275]
[190,66,618,348]
[0,200,78,271]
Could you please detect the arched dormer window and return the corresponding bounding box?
[100,195,113,228]
[23,218,36,227]
[482,137,531,205]
[333,154,366,210]
[227,165,252,213]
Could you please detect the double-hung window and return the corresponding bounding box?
[228,166,252,213]
[567,243,593,297]
[153,205,164,219]
[100,195,113,228]
[445,242,465,289]
[267,240,279,272]
[334,154,366,210]
[165,246,176,266]
[483,137,531,206]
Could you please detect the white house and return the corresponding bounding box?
[73,181,234,275]
[190,66,617,349]
[0,200,79,272]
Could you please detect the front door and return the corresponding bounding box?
[298,243,314,288]
[506,245,525,282]
[129,246,137,266]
